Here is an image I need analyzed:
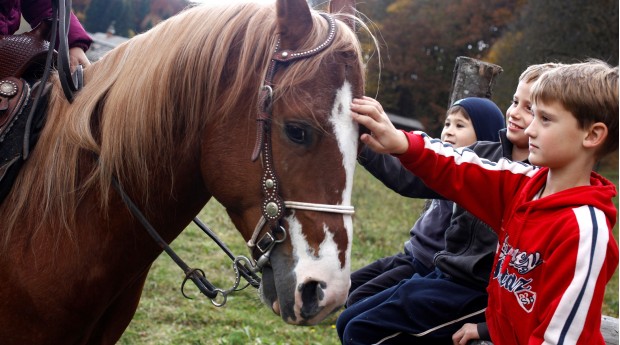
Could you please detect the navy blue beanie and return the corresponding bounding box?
[451,97,505,142]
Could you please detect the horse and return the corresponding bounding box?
[0,0,368,343]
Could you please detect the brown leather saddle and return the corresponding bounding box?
[0,19,53,80]
[0,20,53,201]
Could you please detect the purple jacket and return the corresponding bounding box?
[1,0,92,51]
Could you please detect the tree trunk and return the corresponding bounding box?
[448,56,503,106]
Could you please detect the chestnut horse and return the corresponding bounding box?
[0,0,367,343]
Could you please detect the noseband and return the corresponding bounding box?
[248,13,355,270]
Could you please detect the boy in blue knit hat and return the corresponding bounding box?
[451,97,506,142]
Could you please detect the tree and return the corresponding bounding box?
[84,0,135,36]
[82,0,190,37]
[486,0,619,112]
[361,0,522,136]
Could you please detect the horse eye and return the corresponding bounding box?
[285,123,310,145]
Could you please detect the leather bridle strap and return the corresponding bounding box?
[112,177,218,300]
[112,177,259,306]
[248,201,354,268]
[24,0,83,159]
[54,0,82,102]
[250,13,337,161]
[192,217,261,288]
[248,201,354,248]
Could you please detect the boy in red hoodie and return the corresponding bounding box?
[350,59,619,344]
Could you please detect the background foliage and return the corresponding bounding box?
[71,0,619,137]
[72,0,189,37]
[356,0,618,136]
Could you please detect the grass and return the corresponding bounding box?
[119,164,619,344]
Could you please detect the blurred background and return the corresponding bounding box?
[68,0,618,143]
[31,1,615,343]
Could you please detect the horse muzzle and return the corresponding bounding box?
[259,242,350,325]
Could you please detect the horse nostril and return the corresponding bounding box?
[299,280,326,319]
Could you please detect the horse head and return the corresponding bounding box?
[199,0,364,325]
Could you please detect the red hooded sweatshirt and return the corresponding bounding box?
[397,131,618,345]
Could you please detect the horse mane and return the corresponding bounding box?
[1,1,367,246]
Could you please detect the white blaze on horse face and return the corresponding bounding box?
[287,216,349,321]
[287,81,357,322]
[330,81,358,208]
[328,80,357,270]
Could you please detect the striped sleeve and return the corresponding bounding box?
[542,206,610,344]
[397,131,538,231]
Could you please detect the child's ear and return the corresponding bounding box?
[583,122,608,149]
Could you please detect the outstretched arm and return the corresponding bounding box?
[359,145,442,199]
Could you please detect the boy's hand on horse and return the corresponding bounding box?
[350,96,409,155]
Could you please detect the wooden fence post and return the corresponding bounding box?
[448,56,503,106]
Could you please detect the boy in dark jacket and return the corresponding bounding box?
[348,97,506,307]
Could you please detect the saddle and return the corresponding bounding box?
[0,19,53,80]
[0,20,52,202]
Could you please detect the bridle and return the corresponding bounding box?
[247,13,355,271]
[57,11,355,307]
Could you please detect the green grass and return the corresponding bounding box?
[119,164,619,344]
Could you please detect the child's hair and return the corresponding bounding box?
[530,59,618,158]
[518,62,565,83]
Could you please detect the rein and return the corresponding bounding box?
[54,0,82,102]
[111,177,259,306]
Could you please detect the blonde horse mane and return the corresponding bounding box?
[1,1,368,246]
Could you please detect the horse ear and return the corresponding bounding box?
[276,0,313,50]
[329,0,356,31]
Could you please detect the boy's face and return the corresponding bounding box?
[506,81,534,148]
[440,110,477,148]
[526,100,583,168]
